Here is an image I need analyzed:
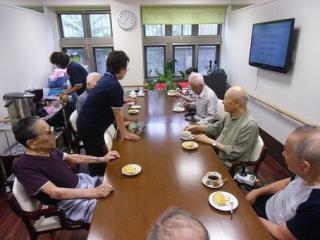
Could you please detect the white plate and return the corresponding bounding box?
[208,191,238,211]
[182,141,198,150]
[172,107,185,112]
[121,164,142,176]
[167,92,176,96]
[131,105,141,109]
[202,176,223,189]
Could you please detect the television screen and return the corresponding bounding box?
[249,18,295,73]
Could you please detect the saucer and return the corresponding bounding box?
[128,109,139,114]
[122,164,142,176]
[172,107,185,112]
[202,176,223,189]
[182,141,198,150]
[131,105,141,109]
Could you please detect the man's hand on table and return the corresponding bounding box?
[123,132,140,141]
[194,134,215,145]
[101,151,120,162]
[95,181,114,198]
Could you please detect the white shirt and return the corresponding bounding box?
[266,176,316,224]
[192,85,218,124]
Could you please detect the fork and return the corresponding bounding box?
[230,201,234,220]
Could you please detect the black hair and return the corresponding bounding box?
[185,67,198,75]
[50,51,70,69]
[106,50,130,74]
[12,116,40,147]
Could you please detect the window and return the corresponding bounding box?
[62,48,86,65]
[143,24,222,79]
[198,24,218,35]
[145,25,165,36]
[94,47,113,75]
[58,11,113,72]
[145,46,165,78]
[198,45,217,75]
[89,14,112,37]
[60,14,84,38]
[174,46,194,76]
[172,24,192,36]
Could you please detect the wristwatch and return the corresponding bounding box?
[212,141,217,147]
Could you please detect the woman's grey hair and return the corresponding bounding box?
[148,207,210,240]
[291,125,320,166]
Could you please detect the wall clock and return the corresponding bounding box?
[118,10,136,30]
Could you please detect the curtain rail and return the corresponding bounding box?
[248,94,313,126]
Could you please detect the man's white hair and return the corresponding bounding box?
[86,72,101,83]
[188,72,204,86]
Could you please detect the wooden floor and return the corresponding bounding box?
[0,154,290,240]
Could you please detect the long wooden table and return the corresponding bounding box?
[88,91,271,240]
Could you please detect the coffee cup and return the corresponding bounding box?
[205,171,222,187]
[180,130,193,140]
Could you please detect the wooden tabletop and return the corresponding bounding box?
[88,91,271,240]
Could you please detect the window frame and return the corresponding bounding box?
[93,46,114,74]
[173,45,195,76]
[57,11,113,72]
[144,45,166,79]
[58,11,112,39]
[88,13,113,38]
[197,44,220,75]
[61,47,86,65]
[58,13,85,38]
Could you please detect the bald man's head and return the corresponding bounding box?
[148,208,209,240]
[224,86,248,107]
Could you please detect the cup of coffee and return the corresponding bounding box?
[205,171,222,187]
[180,130,193,140]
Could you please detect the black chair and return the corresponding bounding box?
[203,74,227,99]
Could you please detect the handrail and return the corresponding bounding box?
[248,93,313,126]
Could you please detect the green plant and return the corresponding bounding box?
[157,58,178,91]
[147,79,156,90]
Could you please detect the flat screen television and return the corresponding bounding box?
[249,18,295,73]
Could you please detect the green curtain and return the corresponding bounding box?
[141,6,226,25]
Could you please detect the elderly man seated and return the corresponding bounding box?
[76,72,101,113]
[176,72,218,124]
[185,86,258,168]
[12,116,119,223]
[246,126,320,240]
[148,208,209,240]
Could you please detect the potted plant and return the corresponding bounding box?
[157,58,178,91]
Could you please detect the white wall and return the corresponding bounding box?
[223,0,320,143]
[0,3,55,118]
[110,1,144,86]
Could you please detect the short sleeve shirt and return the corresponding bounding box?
[12,150,79,205]
[266,176,320,239]
[77,71,124,134]
[67,62,88,95]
